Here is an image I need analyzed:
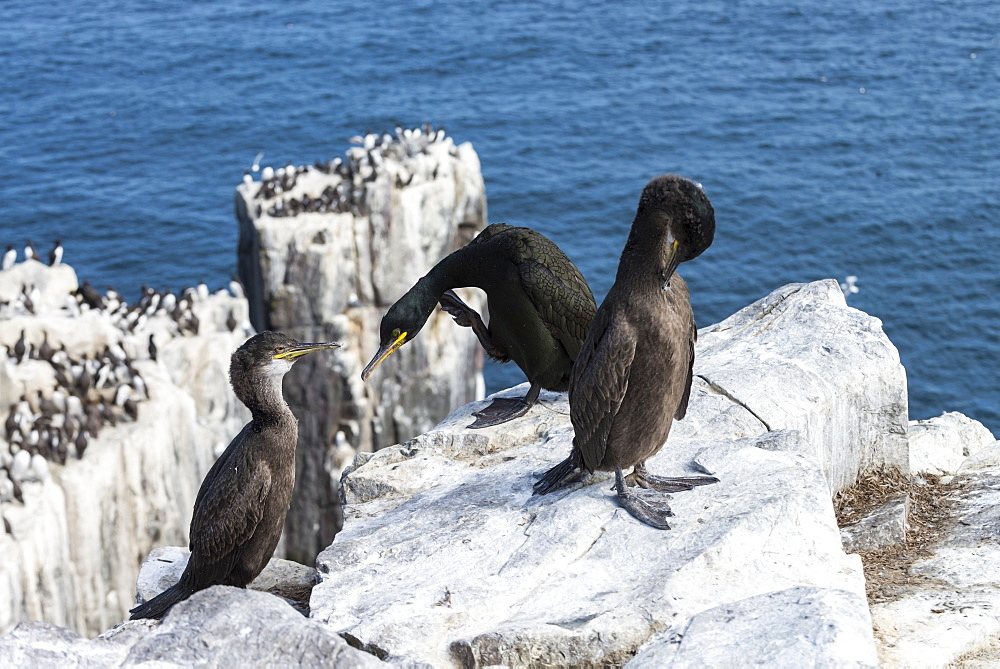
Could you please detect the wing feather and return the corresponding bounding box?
[569,305,636,472]
[675,327,696,420]
[493,226,596,360]
[185,436,272,588]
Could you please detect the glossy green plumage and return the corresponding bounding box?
[367,223,597,426]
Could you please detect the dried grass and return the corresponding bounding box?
[834,469,966,604]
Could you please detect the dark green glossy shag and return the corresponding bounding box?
[362,223,596,428]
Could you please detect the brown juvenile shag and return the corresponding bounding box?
[361,223,596,428]
[128,331,340,620]
[533,175,718,529]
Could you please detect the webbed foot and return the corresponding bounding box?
[468,397,533,428]
[468,383,541,429]
[439,290,476,328]
[624,461,719,492]
[615,467,674,530]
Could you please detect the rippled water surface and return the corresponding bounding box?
[1,0,997,432]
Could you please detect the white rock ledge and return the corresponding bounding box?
[0,588,386,668]
[309,280,892,667]
[1,279,935,666]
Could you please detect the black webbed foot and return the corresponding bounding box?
[468,383,541,429]
[614,467,674,530]
[439,291,510,361]
[468,397,532,428]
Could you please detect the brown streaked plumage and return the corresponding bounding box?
[129,331,340,620]
[362,223,596,428]
[533,175,718,529]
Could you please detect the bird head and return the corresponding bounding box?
[636,175,715,288]
[361,296,431,381]
[231,331,341,385]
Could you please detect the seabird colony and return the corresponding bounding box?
[249,123,454,219]
[0,244,250,509]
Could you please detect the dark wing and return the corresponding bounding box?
[675,326,696,420]
[184,431,272,588]
[468,223,515,245]
[502,228,597,360]
[569,305,636,472]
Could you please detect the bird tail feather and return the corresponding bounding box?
[533,456,579,495]
[128,582,195,620]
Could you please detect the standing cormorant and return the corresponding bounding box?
[128,331,340,620]
[361,224,597,428]
[533,175,718,529]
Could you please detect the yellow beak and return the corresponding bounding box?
[361,331,408,381]
[274,341,341,361]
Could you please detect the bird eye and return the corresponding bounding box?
[391,329,401,339]
[275,345,285,352]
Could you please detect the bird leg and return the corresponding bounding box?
[532,455,582,495]
[625,461,719,493]
[614,467,674,530]
[468,383,541,429]
[438,290,509,361]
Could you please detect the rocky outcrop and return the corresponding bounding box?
[234,127,489,561]
[693,280,909,494]
[0,588,386,668]
[907,411,996,476]
[0,259,250,635]
[307,280,897,667]
[5,272,998,666]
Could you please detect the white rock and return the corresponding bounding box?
[909,411,996,476]
[627,586,877,667]
[309,281,889,667]
[0,588,387,668]
[0,261,78,315]
[840,495,909,553]
[695,280,908,494]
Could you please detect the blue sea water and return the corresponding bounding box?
[1,0,997,434]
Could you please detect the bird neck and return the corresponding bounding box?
[389,245,483,336]
[616,216,674,286]
[423,247,476,293]
[234,373,294,425]
[407,252,470,315]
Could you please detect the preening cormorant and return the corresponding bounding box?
[361,223,596,428]
[128,331,340,620]
[533,175,718,529]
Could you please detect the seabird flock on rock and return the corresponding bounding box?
[248,123,454,219]
[1,126,724,626]
[0,241,252,508]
